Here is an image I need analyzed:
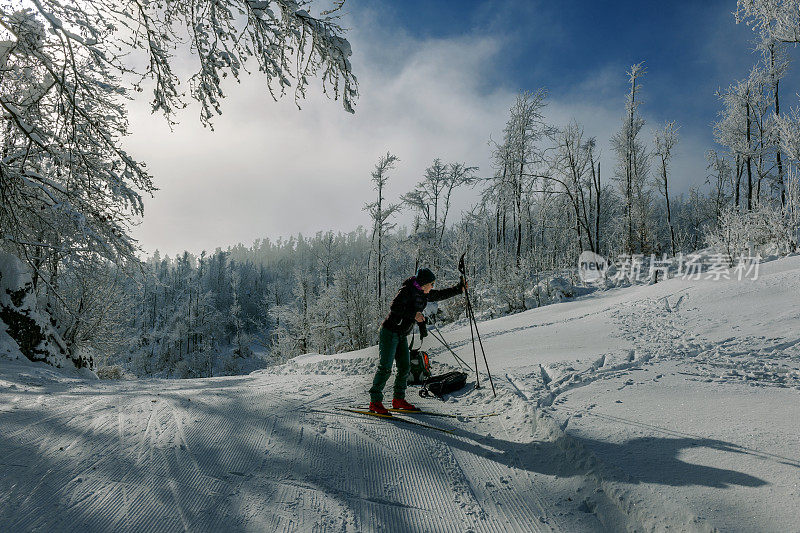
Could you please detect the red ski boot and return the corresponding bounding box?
[369,402,391,415]
[392,398,421,411]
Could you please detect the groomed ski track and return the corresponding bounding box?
[0,367,619,532]
[3,255,800,531]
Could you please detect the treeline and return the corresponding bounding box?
[17,59,800,376]
[3,1,800,376]
[116,31,800,376]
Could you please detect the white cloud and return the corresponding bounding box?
[123,7,712,258]
[124,20,515,257]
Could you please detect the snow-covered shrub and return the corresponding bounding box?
[55,263,136,368]
[0,318,24,360]
[540,276,575,302]
[705,204,797,263]
[96,365,125,380]
[431,292,467,324]
[463,269,586,320]
[493,259,530,313]
[223,357,241,376]
[269,326,302,364]
[174,360,194,379]
[178,348,214,378]
[0,251,77,368]
[232,343,253,358]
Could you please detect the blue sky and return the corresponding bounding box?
[352,0,768,140]
[127,0,796,257]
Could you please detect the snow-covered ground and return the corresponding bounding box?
[2,256,799,532]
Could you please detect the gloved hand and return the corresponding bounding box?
[418,319,428,339]
[460,276,468,292]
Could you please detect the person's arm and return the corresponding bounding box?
[388,286,416,320]
[427,280,464,302]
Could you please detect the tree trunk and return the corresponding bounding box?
[746,101,753,211]
[665,190,676,257]
[772,45,786,208]
[735,156,742,208]
[594,162,601,254]
[626,76,637,255]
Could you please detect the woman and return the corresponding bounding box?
[369,267,465,415]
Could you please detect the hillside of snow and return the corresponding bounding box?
[1,256,799,532]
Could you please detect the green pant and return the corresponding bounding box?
[369,327,410,403]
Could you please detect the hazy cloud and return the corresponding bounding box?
[123,5,719,258]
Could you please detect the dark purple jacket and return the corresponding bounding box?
[381,277,462,336]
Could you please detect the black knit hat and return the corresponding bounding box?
[416,267,436,285]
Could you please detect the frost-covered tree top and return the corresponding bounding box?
[1,0,358,123]
[0,0,358,274]
[653,121,679,165]
[736,0,800,45]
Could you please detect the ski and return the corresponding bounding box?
[333,407,455,434]
[389,408,498,419]
[348,406,497,419]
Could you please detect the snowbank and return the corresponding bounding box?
[0,251,78,368]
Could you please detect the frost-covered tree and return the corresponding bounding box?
[333,263,373,351]
[611,63,651,254]
[736,0,800,43]
[764,42,790,204]
[311,231,343,288]
[56,260,134,365]
[586,138,604,255]
[706,149,734,224]
[364,152,400,306]
[504,89,552,264]
[736,1,796,205]
[0,0,358,367]
[403,159,477,269]
[653,121,680,256]
[550,120,599,254]
[1,0,356,264]
[484,89,552,272]
[714,68,774,210]
[229,270,252,358]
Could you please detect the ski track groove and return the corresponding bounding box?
[98,402,166,532]
[495,414,561,532]
[4,402,116,530]
[327,400,558,533]
[2,394,107,441]
[2,370,648,531]
[452,444,536,532]
[401,430,451,526]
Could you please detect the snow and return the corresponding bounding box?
[0,251,74,368]
[1,255,799,531]
[0,319,24,361]
[551,362,800,533]
[0,250,32,298]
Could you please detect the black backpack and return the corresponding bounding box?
[419,371,468,399]
[408,349,432,385]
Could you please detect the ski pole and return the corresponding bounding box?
[465,290,496,397]
[459,253,480,389]
[428,322,470,370]
[459,253,496,397]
